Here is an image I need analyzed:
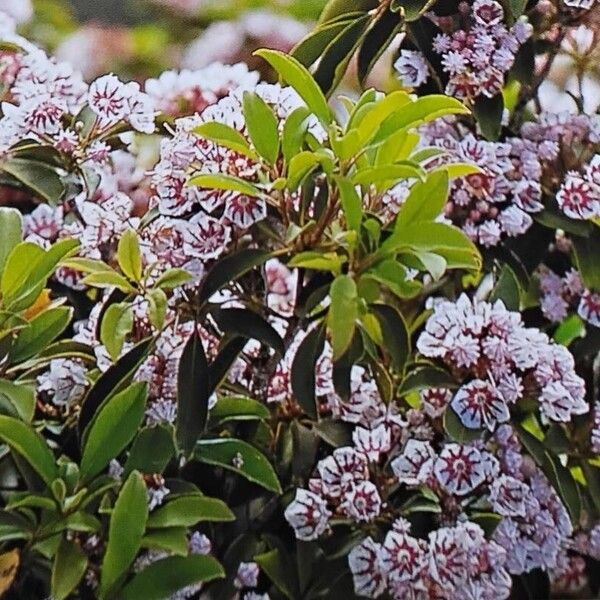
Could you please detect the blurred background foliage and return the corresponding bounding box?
[22,0,329,80]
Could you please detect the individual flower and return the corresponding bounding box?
[340,481,382,522]
[433,443,486,496]
[451,379,510,430]
[394,50,429,88]
[348,537,386,599]
[284,489,331,541]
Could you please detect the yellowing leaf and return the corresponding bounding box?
[0,549,19,597]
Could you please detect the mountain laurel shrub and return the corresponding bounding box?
[0,0,599,598]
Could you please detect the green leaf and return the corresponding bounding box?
[142,528,189,556]
[194,438,282,493]
[391,0,437,20]
[328,275,358,360]
[0,380,35,422]
[287,151,321,191]
[0,416,58,485]
[124,425,176,476]
[100,302,134,362]
[188,173,262,198]
[254,49,331,126]
[336,176,362,231]
[176,328,210,455]
[573,232,600,291]
[352,163,425,186]
[354,90,412,144]
[370,304,410,372]
[282,107,312,163]
[312,15,371,97]
[119,555,224,600]
[357,9,403,84]
[197,249,270,305]
[242,91,280,165]
[399,365,457,395]
[212,307,284,356]
[193,122,255,158]
[117,229,143,282]
[147,494,234,528]
[288,251,345,274]
[153,268,193,290]
[100,471,148,598]
[375,95,468,139]
[60,257,115,274]
[80,382,148,482]
[254,549,294,598]
[382,222,481,272]
[489,264,521,311]
[363,259,421,299]
[146,288,168,330]
[291,325,326,420]
[2,239,79,311]
[395,171,449,229]
[473,93,504,141]
[10,306,72,364]
[79,337,153,441]
[0,208,22,274]
[553,315,586,347]
[82,271,136,293]
[318,0,378,23]
[51,538,88,600]
[292,19,351,69]
[0,158,64,204]
[212,399,270,426]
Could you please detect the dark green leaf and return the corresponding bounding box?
[473,93,504,141]
[291,325,326,420]
[0,158,64,204]
[210,396,270,423]
[78,337,153,441]
[444,405,484,443]
[80,382,148,482]
[399,365,457,395]
[212,307,284,355]
[370,304,410,372]
[147,494,234,527]
[328,275,358,360]
[489,264,521,311]
[176,328,210,455]
[0,415,58,485]
[0,208,22,274]
[194,438,282,493]
[100,471,148,598]
[0,380,35,422]
[124,425,176,476]
[119,555,224,600]
[197,249,270,305]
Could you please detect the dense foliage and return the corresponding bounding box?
[0,0,599,598]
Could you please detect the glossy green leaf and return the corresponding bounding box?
[147,494,234,528]
[328,275,358,360]
[473,93,504,141]
[124,425,176,476]
[336,176,362,231]
[395,171,449,229]
[0,158,64,204]
[210,396,270,423]
[0,380,35,422]
[370,304,410,372]
[282,107,312,163]
[194,438,282,493]
[0,415,58,485]
[79,337,153,440]
[51,538,88,600]
[142,527,189,556]
[100,471,148,598]
[553,315,586,347]
[197,248,270,305]
[242,91,280,164]
[153,268,193,290]
[193,122,255,158]
[176,328,210,455]
[100,302,134,362]
[254,49,331,125]
[117,229,143,283]
[188,173,262,198]
[212,307,284,355]
[352,163,425,186]
[291,324,326,419]
[119,555,224,600]
[489,264,521,311]
[399,365,457,395]
[80,382,148,482]
[0,208,22,274]
[82,271,136,293]
[146,288,168,330]
[363,259,421,299]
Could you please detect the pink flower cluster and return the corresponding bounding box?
[557,154,600,220]
[417,294,588,425]
[349,519,511,600]
[431,0,532,101]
